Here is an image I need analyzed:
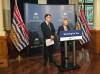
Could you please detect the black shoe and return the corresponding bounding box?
[43,61,48,66]
[61,63,67,69]
[49,59,59,67]
[62,65,67,69]
[49,59,56,63]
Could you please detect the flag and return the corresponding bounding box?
[10,0,29,52]
[78,5,91,44]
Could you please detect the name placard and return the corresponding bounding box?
[60,30,82,41]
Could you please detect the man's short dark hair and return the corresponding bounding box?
[44,14,51,19]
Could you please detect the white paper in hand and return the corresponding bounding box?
[45,39,54,46]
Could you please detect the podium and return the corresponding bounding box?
[60,30,82,71]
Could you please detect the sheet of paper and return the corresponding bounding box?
[45,39,54,46]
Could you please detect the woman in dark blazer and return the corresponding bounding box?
[57,18,70,69]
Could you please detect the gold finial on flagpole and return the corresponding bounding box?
[82,48,85,53]
[16,55,23,62]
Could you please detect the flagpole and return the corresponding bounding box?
[81,0,84,52]
[15,0,23,62]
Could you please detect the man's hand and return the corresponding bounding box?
[50,35,54,40]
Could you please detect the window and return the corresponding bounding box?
[79,0,93,28]
[85,0,93,3]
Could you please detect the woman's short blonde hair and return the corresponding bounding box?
[62,18,68,25]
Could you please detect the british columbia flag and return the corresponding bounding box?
[10,0,29,52]
[78,5,91,44]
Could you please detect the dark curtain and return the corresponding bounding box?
[10,0,38,22]
[47,0,69,4]
[10,0,69,22]
[9,0,38,58]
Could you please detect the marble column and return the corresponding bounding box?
[3,0,11,30]
[0,0,5,36]
[69,0,79,16]
[93,0,100,30]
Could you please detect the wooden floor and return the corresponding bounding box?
[0,50,100,74]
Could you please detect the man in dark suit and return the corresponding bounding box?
[41,14,55,66]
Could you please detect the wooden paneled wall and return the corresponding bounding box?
[94,30,100,53]
[89,30,100,53]
[0,36,8,68]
